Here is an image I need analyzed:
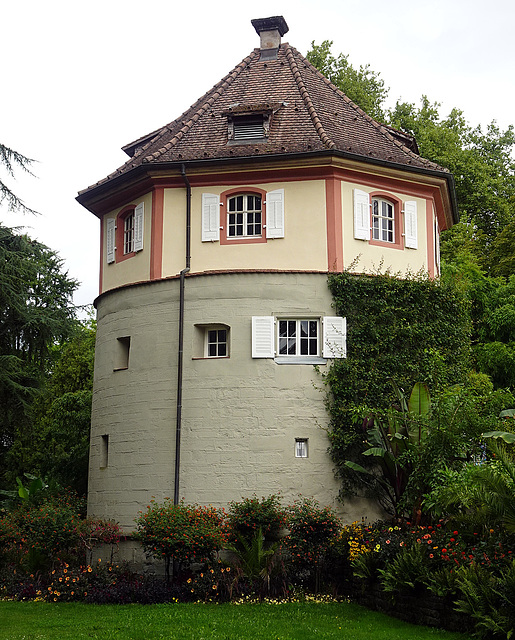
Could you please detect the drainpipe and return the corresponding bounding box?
[174,164,191,505]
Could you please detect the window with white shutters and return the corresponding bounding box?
[107,202,145,263]
[209,188,284,245]
[251,316,346,362]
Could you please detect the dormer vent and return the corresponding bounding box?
[233,115,266,140]
[251,16,289,60]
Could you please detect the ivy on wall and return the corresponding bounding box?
[324,272,471,498]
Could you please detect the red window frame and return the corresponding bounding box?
[368,191,403,250]
[115,205,136,262]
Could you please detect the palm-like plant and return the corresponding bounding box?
[225,527,282,597]
[427,439,515,534]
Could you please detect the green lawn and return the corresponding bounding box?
[0,600,472,640]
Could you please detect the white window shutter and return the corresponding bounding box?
[106,218,115,264]
[202,193,220,242]
[252,316,275,358]
[134,202,144,252]
[265,189,285,239]
[353,189,370,240]
[323,316,346,358]
[404,200,418,249]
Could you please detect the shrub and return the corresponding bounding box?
[226,494,286,543]
[134,499,227,575]
[0,500,85,572]
[284,498,340,592]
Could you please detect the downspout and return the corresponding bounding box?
[174,164,191,505]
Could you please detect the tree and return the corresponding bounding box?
[0,143,37,215]
[389,98,515,242]
[0,224,79,486]
[306,40,389,123]
[30,319,96,495]
[307,42,515,256]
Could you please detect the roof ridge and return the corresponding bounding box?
[295,47,447,172]
[284,44,336,150]
[142,50,260,164]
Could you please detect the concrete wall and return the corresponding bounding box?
[88,272,380,533]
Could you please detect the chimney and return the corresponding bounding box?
[251,16,289,60]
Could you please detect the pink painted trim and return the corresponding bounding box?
[325,176,343,271]
[151,188,164,280]
[426,199,435,278]
[99,217,104,295]
[219,186,268,245]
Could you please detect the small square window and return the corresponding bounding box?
[295,438,308,458]
[194,324,230,359]
[207,329,228,357]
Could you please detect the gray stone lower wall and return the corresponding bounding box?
[88,271,381,534]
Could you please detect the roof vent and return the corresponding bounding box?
[251,16,289,60]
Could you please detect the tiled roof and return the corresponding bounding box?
[80,43,448,195]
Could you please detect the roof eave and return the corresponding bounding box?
[77,149,459,224]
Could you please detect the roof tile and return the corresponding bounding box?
[79,41,447,196]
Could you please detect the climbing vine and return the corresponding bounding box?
[324,271,471,502]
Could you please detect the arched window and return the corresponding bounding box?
[372,197,394,243]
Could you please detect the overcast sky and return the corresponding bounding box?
[2,0,514,312]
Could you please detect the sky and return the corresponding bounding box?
[1,0,514,312]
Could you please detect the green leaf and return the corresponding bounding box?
[363,447,387,458]
[483,430,515,443]
[500,409,515,419]
[408,382,430,416]
[344,461,371,474]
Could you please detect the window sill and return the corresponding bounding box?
[192,356,230,360]
[113,366,129,372]
[274,356,327,365]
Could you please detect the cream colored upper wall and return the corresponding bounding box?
[101,193,152,292]
[341,182,429,275]
[162,180,328,277]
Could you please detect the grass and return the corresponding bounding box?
[0,600,471,640]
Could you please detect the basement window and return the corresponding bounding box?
[295,438,308,458]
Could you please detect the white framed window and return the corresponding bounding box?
[372,197,394,243]
[295,438,308,458]
[227,194,262,238]
[124,212,135,254]
[206,328,228,358]
[278,319,319,356]
[251,316,346,361]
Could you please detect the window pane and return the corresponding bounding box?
[218,343,227,357]
[228,198,236,212]
[236,195,243,211]
[208,343,217,357]
[247,195,254,210]
[218,330,226,343]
